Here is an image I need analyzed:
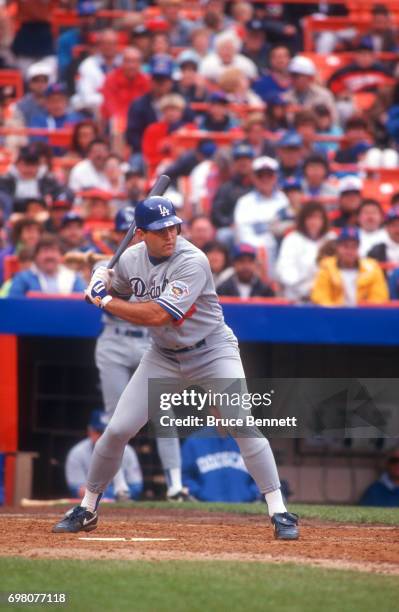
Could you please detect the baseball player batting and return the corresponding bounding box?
[95,207,189,501]
[53,196,299,540]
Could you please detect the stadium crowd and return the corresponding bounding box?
[1,0,399,305]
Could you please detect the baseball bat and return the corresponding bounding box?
[107,173,171,270]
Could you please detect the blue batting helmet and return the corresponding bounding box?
[134,196,183,231]
[114,206,135,232]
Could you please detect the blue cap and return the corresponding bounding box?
[60,212,83,228]
[115,207,136,232]
[277,131,303,148]
[232,244,257,260]
[197,139,217,158]
[385,205,399,224]
[246,19,264,32]
[89,410,108,432]
[150,54,174,78]
[281,177,302,191]
[78,1,97,16]
[208,92,229,105]
[337,227,360,243]
[45,82,68,97]
[232,143,254,159]
[357,36,374,51]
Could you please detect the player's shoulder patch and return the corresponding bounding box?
[164,279,190,301]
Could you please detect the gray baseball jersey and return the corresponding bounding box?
[112,236,228,349]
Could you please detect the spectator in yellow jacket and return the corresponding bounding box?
[311,227,388,306]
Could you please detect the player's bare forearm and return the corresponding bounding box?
[103,296,173,327]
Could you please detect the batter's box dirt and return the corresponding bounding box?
[0,506,398,575]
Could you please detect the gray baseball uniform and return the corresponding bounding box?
[87,237,281,496]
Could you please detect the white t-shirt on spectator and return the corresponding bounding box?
[68,159,112,192]
[236,281,252,298]
[199,53,258,81]
[341,269,358,306]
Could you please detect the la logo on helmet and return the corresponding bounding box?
[158,205,170,217]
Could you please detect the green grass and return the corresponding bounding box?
[111,501,399,526]
[0,558,398,612]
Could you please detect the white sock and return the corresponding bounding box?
[265,488,287,517]
[81,489,101,513]
[166,467,183,496]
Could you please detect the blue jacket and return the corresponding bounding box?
[359,473,399,507]
[182,426,259,502]
[8,267,85,298]
[388,268,399,300]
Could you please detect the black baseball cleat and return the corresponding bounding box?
[167,487,195,502]
[271,512,299,540]
[52,506,98,534]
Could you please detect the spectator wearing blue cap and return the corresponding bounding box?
[275,131,304,185]
[198,92,238,132]
[359,446,399,507]
[9,233,86,297]
[242,19,270,75]
[175,51,207,104]
[234,156,289,277]
[65,409,143,501]
[71,30,122,114]
[58,212,97,255]
[251,45,291,103]
[92,207,136,255]
[368,206,399,268]
[211,143,255,246]
[311,227,388,306]
[28,83,84,155]
[217,244,274,298]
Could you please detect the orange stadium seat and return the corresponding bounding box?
[0,70,24,100]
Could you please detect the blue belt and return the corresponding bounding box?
[163,339,206,354]
[114,328,144,338]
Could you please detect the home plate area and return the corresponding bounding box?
[0,505,398,574]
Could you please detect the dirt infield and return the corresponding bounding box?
[1,506,398,575]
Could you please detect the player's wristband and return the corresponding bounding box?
[100,295,113,309]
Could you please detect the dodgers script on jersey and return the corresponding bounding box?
[111,237,230,349]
